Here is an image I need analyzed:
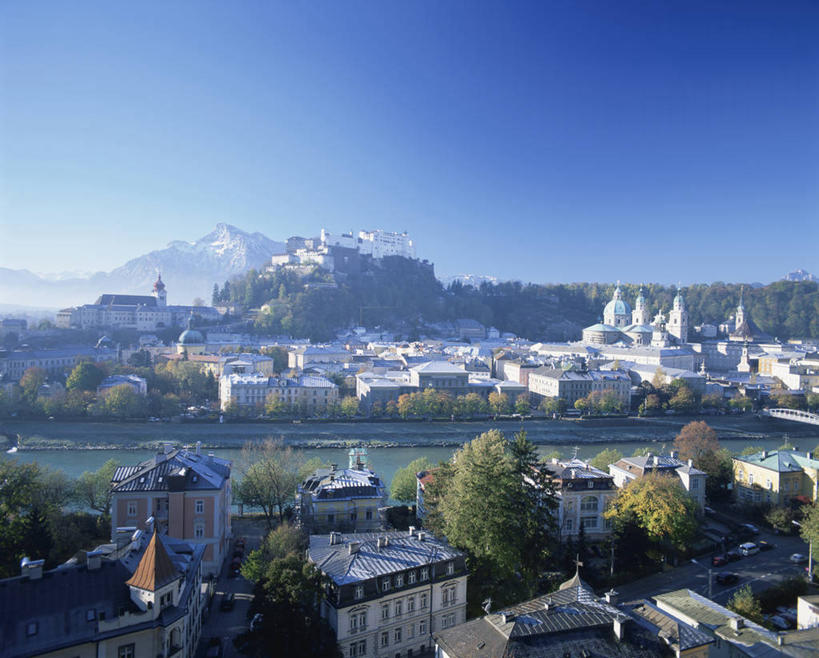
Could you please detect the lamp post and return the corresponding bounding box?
[793,519,814,582]
[691,559,713,598]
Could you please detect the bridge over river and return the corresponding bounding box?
[762,408,819,426]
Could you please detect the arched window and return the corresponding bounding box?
[580,496,598,512]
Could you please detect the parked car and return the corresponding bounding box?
[742,523,760,535]
[716,572,739,585]
[726,549,742,562]
[712,555,728,567]
[250,613,263,632]
[739,542,760,557]
[790,553,808,564]
[205,638,223,658]
[220,592,235,611]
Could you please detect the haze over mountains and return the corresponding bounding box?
[0,224,284,309]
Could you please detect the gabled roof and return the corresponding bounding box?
[125,532,179,592]
[410,360,468,375]
[111,449,231,492]
[733,450,808,473]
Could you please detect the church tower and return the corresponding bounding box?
[632,286,650,326]
[153,273,167,307]
[651,309,670,347]
[668,286,689,344]
[735,287,746,332]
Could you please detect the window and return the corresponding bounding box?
[408,571,416,584]
[381,631,389,648]
[420,567,429,581]
[349,643,358,657]
[127,502,137,517]
[407,596,415,612]
[587,480,594,489]
[421,593,428,609]
[86,609,96,622]
[394,627,402,643]
[26,622,38,637]
[691,478,699,490]
[446,561,455,575]
[442,586,457,606]
[118,645,135,658]
[350,511,357,521]
[194,524,205,539]
[395,600,402,617]
[365,509,373,520]
[580,496,598,512]
[407,623,415,638]
[382,604,390,620]
[382,577,391,592]
[580,516,598,529]
[564,518,573,531]
[419,619,427,635]
[766,479,772,490]
[395,573,403,587]
[357,641,366,655]
[327,514,335,524]
[354,585,364,600]
[748,473,754,485]
[441,613,456,629]
[195,499,204,514]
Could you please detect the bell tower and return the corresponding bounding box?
[152,273,167,307]
[668,285,689,344]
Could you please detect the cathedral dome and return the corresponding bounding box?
[178,328,204,345]
[603,298,631,318]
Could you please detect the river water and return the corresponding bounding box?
[2,416,817,494]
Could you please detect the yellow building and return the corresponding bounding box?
[732,449,819,506]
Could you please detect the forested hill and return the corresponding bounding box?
[213,258,819,342]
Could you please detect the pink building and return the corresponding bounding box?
[110,444,231,576]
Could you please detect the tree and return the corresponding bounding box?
[800,504,819,565]
[212,283,220,305]
[242,522,307,582]
[727,585,764,624]
[390,457,432,503]
[97,384,148,418]
[515,394,531,415]
[246,553,340,658]
[19,367,47,401]
[424,430,559,609]
[339,396,359,418]
[539,396,566,415]
[604,472,697,548]
[673,421,719,462]
[66,361,106,392]
[192,297,205,307]
[74,459,118,515]
[488,392,511,415]
[697,448,734,502]
[234,439,314,528]
[765,506,795,534]
[668,384,699,414]
[652,367,667,389]
[590,448,622,472]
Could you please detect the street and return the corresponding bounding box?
[615,528,812,606]
[197,518,267,658]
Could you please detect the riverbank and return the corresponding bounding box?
[2,414,816,451]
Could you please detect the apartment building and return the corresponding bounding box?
[309,529,467,658]
[219,372,338,412]
[542,458,617,540]
[609,453,707,511]
[110,444,231,576]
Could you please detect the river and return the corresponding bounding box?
[2,416,817,493]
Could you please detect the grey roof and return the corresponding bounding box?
[308,531,463,585]
[625,600,713,652]
[111,449,231,492]
[95,294,158,306]
[299,466,385,501]
[434,577,667,658]
[544,458,613,481]
[410,360,468,374]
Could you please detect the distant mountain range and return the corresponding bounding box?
[440,274,500,288]
[0,224,284,309]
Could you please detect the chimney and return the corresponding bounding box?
[417,532,426,541]
[808,452,813,460]
[115,526,137,549]
[729,617,744,631]
[331,463,338,472]
[501,612,515,624]
[348,541,361,555]
[20,557,44,580]
[329,531,341,545]
[613,615,627,641]
[408,526,416,536]
[670,450,677,459]
[688,459,693,467]
[604,589,618,604]
[761,450,767,459]
[86,550,103,571]
[543,597,553,610]
[196,441,201,456]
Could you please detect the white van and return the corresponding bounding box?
[739,542,760,556]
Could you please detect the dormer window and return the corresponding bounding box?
[354,585,364,600]
[26,622,38,636]
[86,609,96,622]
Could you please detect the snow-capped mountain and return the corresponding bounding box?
[0,224,285,308]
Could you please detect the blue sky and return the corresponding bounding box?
[1,1,817,284]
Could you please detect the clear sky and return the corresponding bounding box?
[1,1,817,284]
